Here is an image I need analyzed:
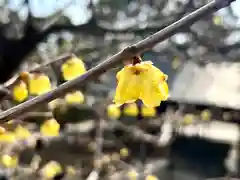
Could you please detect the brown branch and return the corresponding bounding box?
[0,0,236,122]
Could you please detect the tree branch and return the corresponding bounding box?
[0,0,236,122]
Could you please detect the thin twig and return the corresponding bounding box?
[0,0,236,122]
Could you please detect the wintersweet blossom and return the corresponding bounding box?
[41,161,62,179]
[107,104,121,119]
[12,80,28,102]
[141,105,157,117]
[28,73,52,95]
[1,154,18,168]
[114,60,169,107]
[40,119,60,137]
[123,103,138,116]
[61,56,86,81]
[64,90,85,104]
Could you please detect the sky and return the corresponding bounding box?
[5,0,98,25]
[2,0,240,26]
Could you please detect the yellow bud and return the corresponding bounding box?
[66,166,76,175]
[172,57,181,69]
[141,106,156,117]
[0,132,16,143]
[1,154,18,168]
[61,57,86,81]
[64,91,84,104]
[183,114,194,125]
[14,125,31,140]
[28,73,51,96]
[107,104,121,119]
[127,170,138,180]
[120,148,129,158]
[42,161,62,179]
[0,127,6,134]
[40,119,60,137]
[102,155,111,164]
[200,110,211,121]
[124,103,138,117]
[12,81,28,102]
[213,16,221,25]
[145,175,159,180]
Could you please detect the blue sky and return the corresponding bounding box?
[2,0,240,26]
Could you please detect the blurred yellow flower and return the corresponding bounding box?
[200,109,212,121]
[42,161,62,179]
[1,154,18,168]
[14,125,31,140]
[0,131,16,143]
[114,61,169,107]
[61,57,86,81]
[213,16,222,25]
[12,81,28,102]
[123,103,138,116]
[145,175,159,180]
[107,104,121,119]
[172,57,181,69]
[120,148,129,157]
[141,106,156,117]
[64,91,84,104]
[40,119,60,137]
[66,166,76,175]
[183,114,195,125]
[29,73,51,96]
[127,170,138,180]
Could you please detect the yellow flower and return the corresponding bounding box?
[12,81,28,102]
[120,148,129,157]
[107,104,121,119]
[123,103,138,116]
[0,127,5,134]
[145,175,159,180]
[29,73,51,96]
[141,106,156,117]
[40,119,60,137]
[213,16,222,25]
[200,110,211,121]
[114,61,169,107]
[183,114,195,125]
[61,57,86,81]
[42,161,62,179]
[1,154,18,168]
[0,130,16,143]
[64,91,84,104]
[172,57,181,69]
[14,125,31,140]
[127,170,138,180]
[66,166,76,175]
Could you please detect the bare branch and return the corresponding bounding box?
[0,0,236,122]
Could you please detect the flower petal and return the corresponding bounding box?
[114,67,141,105]
[140,65,169,107]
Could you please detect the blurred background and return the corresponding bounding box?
[0,0,239,179]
